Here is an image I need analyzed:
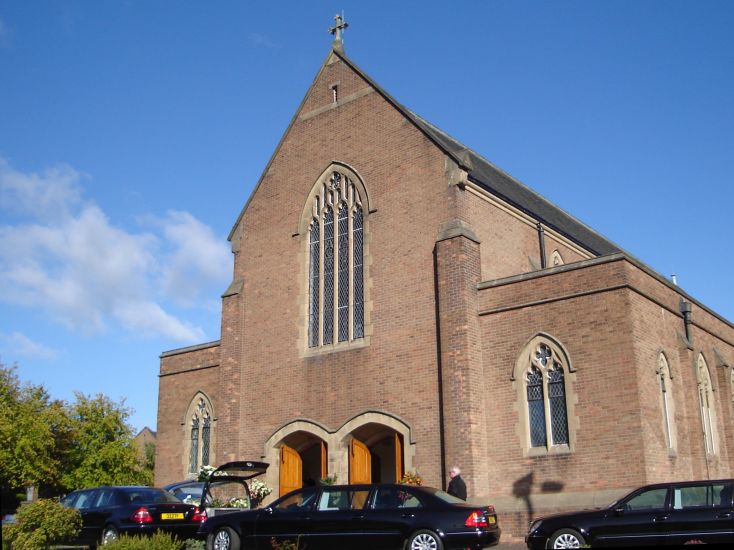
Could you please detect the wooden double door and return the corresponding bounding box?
[279,433,404,496]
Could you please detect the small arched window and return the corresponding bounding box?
[696,355,718,455]
[657,353,675,450]
[525,342,569,449]
[307,170,365,348]
[187,396,213,474]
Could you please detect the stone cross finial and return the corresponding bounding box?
[328,13,349,43]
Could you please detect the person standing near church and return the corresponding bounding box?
[447,465,467,501]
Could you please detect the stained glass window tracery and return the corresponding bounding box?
[525,341,570,450]
[307,170,365,348]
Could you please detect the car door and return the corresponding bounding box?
[665,482,734,545]
[591,486,670,546]
[307,486,371,550]
[252,488,318,549]
[360,486,423,549]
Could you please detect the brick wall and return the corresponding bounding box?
[156,342,220,486]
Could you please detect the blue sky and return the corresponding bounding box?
[1,1,733,433]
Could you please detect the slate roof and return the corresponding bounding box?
[335,50,623,257]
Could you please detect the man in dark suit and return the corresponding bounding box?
[447,465,467,501]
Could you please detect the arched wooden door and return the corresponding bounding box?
[280,444,302,496]
[349,438,371,484]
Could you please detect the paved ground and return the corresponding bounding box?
[495,542,526,550]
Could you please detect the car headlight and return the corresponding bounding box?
[528,519,543,534]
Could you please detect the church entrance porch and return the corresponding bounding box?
[263,412,415,502]
[349,423,404,484]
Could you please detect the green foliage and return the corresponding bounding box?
[0,360,152,496]
[0,363,71,490]
[2,498,81,550]
[60,392,151,489]
[103,532,204,550]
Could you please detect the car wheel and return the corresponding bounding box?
[209,526,241,550]
[406,529,444,550]
[100,525,119,545]
[549,528,586,549]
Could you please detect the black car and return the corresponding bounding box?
[526,478,734,548]
[60,486,206,547]
[200,483,500,550]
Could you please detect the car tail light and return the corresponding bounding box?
[131,507,153,523]
[191,507,207,522]
[465,510,489,528]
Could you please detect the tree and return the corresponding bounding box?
[0,362,71,492]
[0,361,152,497]
[60,392,151,489]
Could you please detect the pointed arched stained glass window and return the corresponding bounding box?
[306,170,365,348]
[524,341,571,450]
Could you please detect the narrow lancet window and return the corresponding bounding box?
[308,221,320,348]
[527,366,546,447]
[201,415,211,467]
[338,203,350,342]
[323,206,335,345]
[548,366,569,445]
[353,207,364,338]
[189,417,199,474]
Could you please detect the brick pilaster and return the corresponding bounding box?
[435,219,489,498]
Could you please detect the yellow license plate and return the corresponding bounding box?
[488,516,496,525]
[161,513,184,520]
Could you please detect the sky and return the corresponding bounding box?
[1,1,733,433]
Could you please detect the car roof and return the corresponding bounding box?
[637,479,734,491]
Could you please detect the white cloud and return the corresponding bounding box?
[0,159,230,343]
[0,331,60,361]
[158,210,231,306]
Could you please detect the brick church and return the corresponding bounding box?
[155,23,734,537]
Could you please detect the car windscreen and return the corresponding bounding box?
[121,488,181,505]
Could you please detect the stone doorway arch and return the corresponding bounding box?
[336,411,415,486]
[264,420,331,498]
[263,412,415,500]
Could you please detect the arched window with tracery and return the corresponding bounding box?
[522,340,570,450]
[696,355,718,455]
[657,353,676,450]
[307,169,365,348]
[187,395,214,474]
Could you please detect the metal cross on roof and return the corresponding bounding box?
[329,13,349,43]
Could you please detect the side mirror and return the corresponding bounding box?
[614,507,625,516]
[265,506,274,515]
